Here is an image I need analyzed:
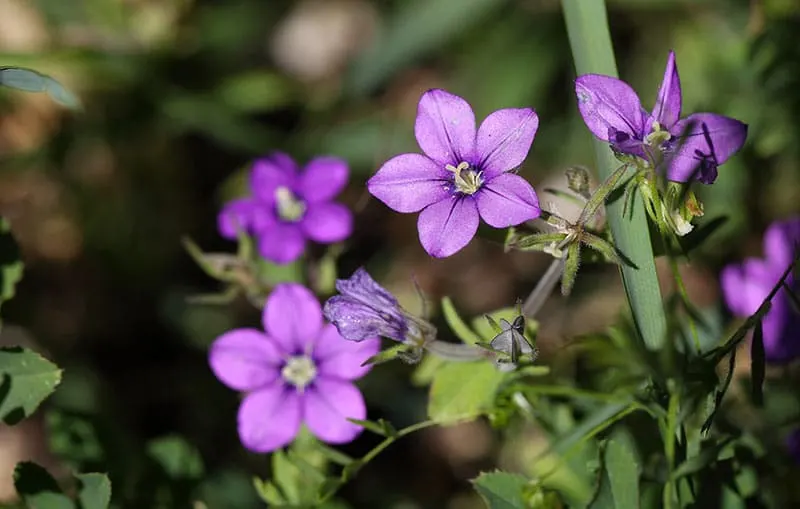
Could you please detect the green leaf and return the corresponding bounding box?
[216,71,294,113]
[0,217,24,322]
[511,232,568,251]
[0,67,81,110]
[670,437,735,480]
[14,461,75,509]
[441,297,482,345]
[346,418,397,438]
[561,242,581,296]
[472,471,528,509]
[75,473,111,509]
[581,231,622,265]
[146,435,204,479]
[578,163,627,225]
[252,478,285,506]
[604,439,639,509]
[428,361,506,424]
[0,347,62,425]
[750,318,765,407]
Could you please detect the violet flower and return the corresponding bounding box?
[209,283,379,452]
[575,51,747,184]
[721,217,800,362]
[323,268,436,348]
[367,89,541,257]
[218,153,353,264]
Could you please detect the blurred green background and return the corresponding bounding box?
[0,0,799,507]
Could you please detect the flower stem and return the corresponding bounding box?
[522,258,565,319]
[561,0,667,350]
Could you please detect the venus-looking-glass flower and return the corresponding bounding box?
[209,283,379,452]
[368,89,541,257]
[721,217,800,362]
[218,153,353,264]
[575,51,747,184]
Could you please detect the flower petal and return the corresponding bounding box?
[304,378,366,444]
[264,283,323,354]
[666,113,747,183]
[300,202,353,243]
[313,324,380,379]
[415,89,476,165]
[299,157,349,203]
[250,153,299,205]
[209,329,282,391]
[575,74,646,147]
[417,196,479,257]
[763,217,800,274]
[323,295,407,342]
[647,50,682,129]
[475,108,539,178]
[368,153,451,213]
[720,259,774,317]
[218,198,257,239]
[256,223,306,264]
[476,173,541,227]
[333,268,399,308]
[761,293,799,362]
[237,385,301,453]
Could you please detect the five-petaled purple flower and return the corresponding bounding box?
[575,51,748,184]
[209,283,379,452]
[368,89,541,258]
[721,217,800,363]
[218,153,353,264]
[323,268,435,347]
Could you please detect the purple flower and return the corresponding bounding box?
[217,153,353,264]
[367,89,541,257]
[575,51,748,184]
[324,268,436,347]
[721,217,800,362]
[209,283,379,452]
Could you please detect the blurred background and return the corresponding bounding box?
[0,0,798,507]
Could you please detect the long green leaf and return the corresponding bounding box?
[561,0,667,350]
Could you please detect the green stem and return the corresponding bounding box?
[561,0,667,350]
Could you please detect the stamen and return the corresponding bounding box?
[275,187,306,222]
[281,356,317,390]
[445,162,483,195]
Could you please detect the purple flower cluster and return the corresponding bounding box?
[218,153,353,264]
[721,217,800,362]
[208,283,379,452]
[574,51,747,184]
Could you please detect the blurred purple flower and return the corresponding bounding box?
[367,89,541,257]
[217,153,353,264]
[209,283,379,452]
[721,217,800,362]
[575,51,747,184]
[324,268,436,347]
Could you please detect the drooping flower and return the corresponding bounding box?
[720,217,800,362]
[217,153,353,264]
[209,283,379,452]
[574,51,748,184]
[367,89,541,257]
[323,268,436,348]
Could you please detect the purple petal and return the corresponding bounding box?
[666,113,747,183]
[256,223,306,264]
[209,329,282,391]
[761,293,794,362]
[264,283,323,354]
[323,295,407,342]
[575,75,646,147]
[720,259,774,317]
[475,108,539,178]
[417,196,479,257]
[476,173,541,228]
[300,202,353,243]
[299,157,349,203]
[367,153,451,213]
[237,385,301,452]
[250,153,299,205]
[218,198,257,239]
[415,89,476,166]
[313,324,380,379]
[647,50,682,130]
[333,268,399,308]
[763,217,800,274]
[304,378,366,444]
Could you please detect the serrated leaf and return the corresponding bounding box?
[75,473,111,509]
[441,297,482,345]
[428,361,506,424]
[146,435,204,479]
[0,347,62,425]
[472,471,528,509]
[604,439,639,509]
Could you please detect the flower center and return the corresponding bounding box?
[445,161,483,195]
[644,121,671,149]
[281,355,317,390]
[274,186,306,222]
